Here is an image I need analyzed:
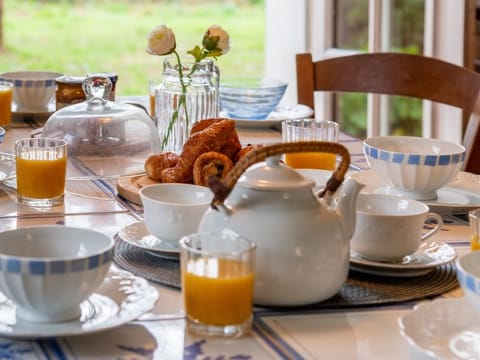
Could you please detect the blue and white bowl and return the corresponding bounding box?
[220,77,287,120]
[0,71,62,111]
[456,251,480,317]
[364,136,465,200]
[0,226,114,323]
[0,127,4,144]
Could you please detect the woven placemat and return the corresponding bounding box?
[113,237,459,308]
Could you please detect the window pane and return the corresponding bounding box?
[334,0,369,50]
[388,0,425,136]
[337,93,367,138]
[389,0,425,53]
[333,0,425,138]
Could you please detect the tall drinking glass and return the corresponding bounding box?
[15,138,67,207]
[282,119,339,170]
[0,81,13,127]
[180,231,256,338]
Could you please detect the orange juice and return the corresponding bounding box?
[0,83,13,127]
[285,152,336,170]
[149,94,155,117]
[183,258,254,326]
[16,157,67,198]
[471,235,480,251]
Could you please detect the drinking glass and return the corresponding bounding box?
[180,231,256,338]
[470,208,480,251]
[282,119,339,170]
[148,79,160,120]
[0,81,13,127]
[15,138,68,207]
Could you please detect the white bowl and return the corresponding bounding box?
[0,226,114,323]
[140,183,213,247]
[363,136,465,200]
[0,71,63,111]
[456,251,480,317]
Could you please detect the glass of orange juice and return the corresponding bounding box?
[0,81,13,127]
[180,231,256,338]
[282,119,339,170]
[15,138,67,208]
[470,208,480,251]
[148,79,160,120]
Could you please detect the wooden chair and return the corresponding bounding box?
[296,52,480,174]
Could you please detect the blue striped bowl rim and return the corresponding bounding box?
[0,247,113,275]
[364,143,466,166]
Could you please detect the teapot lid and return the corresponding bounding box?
[238,155,314,191]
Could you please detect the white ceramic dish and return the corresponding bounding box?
[221,104,313,128]
[117,221,180,259]
[350,241,457,277]
[0,153,15,182]
[0,267,158,339]
[399,298,480,359]
[351,169,480,214]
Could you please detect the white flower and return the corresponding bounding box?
[203,25,230,55]
[146,24,176,56]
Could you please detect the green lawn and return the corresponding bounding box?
[0,0,265,96]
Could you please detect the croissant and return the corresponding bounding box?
[193,151,233,186]
[144,152,179,181]
[161,119,237,183]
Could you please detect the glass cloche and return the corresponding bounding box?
[42,74,160,178]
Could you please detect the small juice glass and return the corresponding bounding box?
[180,231,256,338]
[15,138,68,208]
[282,119,339,170]
[470,208,480,251]
[0,81,13,127]
[148,79,160,119]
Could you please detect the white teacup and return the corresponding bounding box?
[351,194,443,262]
[139,183,213,248]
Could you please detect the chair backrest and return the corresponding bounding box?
[296,52,480,174]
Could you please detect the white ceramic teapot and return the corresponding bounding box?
[199,142,364,306]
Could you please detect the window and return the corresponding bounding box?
[266,0,467,143]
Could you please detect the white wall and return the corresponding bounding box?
[265,0,307,105]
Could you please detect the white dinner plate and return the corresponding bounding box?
[350,241,457,277]
[399,298,480,359]
[117,221,180,259]
[351,169,480,215]
[0,267,158,339]
[221,104,313,128]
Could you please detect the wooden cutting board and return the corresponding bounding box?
[116,174,158,205]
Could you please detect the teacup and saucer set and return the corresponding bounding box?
[116,182,213,260]
[348,193,456,277]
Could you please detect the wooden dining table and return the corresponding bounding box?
[0,101,473,359]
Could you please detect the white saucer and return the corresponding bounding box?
[221,104,313,128]
[0,267,158,339]
[351,169,480,214]
[399,298,480,359]
[350,241,457,277]
[0,153,15,182]
[117,221,180,259]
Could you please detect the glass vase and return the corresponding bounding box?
[155,57,219,153]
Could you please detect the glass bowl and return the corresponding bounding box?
[219,77,287,120]
[42,75,160,178]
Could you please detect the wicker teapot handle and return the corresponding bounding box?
[208,141,351,209]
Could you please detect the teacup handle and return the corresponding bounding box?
[421,212,443,241]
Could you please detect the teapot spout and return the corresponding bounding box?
[332,177,365,240]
